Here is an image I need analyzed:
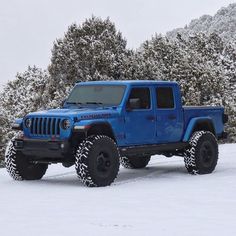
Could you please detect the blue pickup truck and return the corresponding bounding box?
[6,81,228,187]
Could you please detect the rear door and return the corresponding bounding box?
[155,86,183,143]
[124,87,156,145]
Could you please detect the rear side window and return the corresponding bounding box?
[156,87,174,109]
[128,88,151,109]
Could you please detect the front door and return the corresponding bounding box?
[124,87,156,145]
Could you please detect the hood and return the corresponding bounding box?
[27,107,120,121]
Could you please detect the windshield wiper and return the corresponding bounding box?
[85,102,103,105]
[66,102,83,105]
[66,101,105,107]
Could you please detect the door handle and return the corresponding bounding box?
[168,114,176,120]
[146,115,155,121]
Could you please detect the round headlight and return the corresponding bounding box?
[61,119,71,130]
[25,118,31,128]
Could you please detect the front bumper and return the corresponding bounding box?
[13,138,70,159]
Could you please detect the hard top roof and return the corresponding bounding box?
[77,80,178,86]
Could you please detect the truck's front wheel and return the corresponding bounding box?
[120,156,151,169]
[184,131,218,174]
[5,140,48,180]
[75,135,120,187]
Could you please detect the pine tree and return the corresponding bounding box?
[47,16,128,107]
[167,3,236,44]
[0,66,49,162]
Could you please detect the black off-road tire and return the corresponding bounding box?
[5,140,48,180]
[75,135,120,187]
[120,156,151,169]
[184,131,218,175]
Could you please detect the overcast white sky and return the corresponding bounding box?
[0,0,235,89]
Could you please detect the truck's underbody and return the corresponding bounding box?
[13,136,190,165]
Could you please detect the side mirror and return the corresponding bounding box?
[126,98,141,111]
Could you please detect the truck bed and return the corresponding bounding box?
[183,106,224,137]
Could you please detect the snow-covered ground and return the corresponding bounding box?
[0,144,236,236]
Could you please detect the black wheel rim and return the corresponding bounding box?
[96,151,112,173]
[199,141,214,168]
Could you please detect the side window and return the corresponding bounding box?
[127,88,151,109]
[156,87,174,109]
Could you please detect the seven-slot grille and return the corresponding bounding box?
[30,117,61,136]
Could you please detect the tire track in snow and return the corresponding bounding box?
[45,158,184,185]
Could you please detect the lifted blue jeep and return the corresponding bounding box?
[6,81,228,186]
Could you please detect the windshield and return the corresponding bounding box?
[66,85,126,106]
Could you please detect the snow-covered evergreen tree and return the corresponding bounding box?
[0,66,49,162]
[47,16,128,107]
[130,34,225,105]
[167,3,236,44]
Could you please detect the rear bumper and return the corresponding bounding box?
[13,139,71,159]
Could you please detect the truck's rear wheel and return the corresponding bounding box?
[5,140,48,180]
[184,131,218,174]
[120,156,151,169]
[75,135,120,187]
